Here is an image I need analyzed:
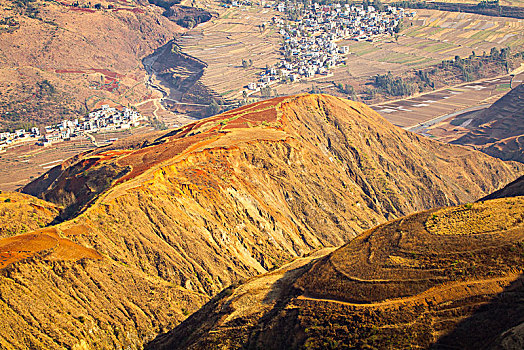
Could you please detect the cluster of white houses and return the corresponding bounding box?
[0,128,41,151]
[0,105,146,149]
[247,1,414,91]
[41,105,146,145]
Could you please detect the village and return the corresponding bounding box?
[0,105,147,150]
[246,1,415,92]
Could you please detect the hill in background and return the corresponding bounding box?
[0,0,182,129]
[429,84,524,163]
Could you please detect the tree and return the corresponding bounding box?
[373,0,384,12]
[206,100,221,116]
[260,86,272,97]
[393,21,403,34]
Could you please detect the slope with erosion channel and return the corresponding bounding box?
[143,40,225,118]
[149,194,524,350]
[1,94,522,349]
[142,2,228,119]
[0,192,59,238]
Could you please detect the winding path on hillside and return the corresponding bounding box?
[296,274,521,308]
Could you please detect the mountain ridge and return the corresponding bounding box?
[0,94,522,349]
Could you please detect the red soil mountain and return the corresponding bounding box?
[0,94,521,349]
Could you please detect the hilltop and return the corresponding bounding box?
[0,94,522,348]
[149,193,524,350]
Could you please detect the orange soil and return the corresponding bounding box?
[112,97,286,182]
[0,226,101,269]
[117,132,214,182]
[61,224,90,237]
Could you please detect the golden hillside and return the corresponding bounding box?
[0,191,59,238]
[150,195,524,350]
[0,94,522,349]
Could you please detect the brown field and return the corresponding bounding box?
[176,3,282,101]
[372,71,524,127]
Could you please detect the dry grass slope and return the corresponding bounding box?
[150,195,524,350]
[0,192,59,238]
[0,94,522,349]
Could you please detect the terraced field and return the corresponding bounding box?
[332,9,524,79]
[175,2,524,130]
[261,7,524,104]
[177,4,281,101]
[403,10,524,51]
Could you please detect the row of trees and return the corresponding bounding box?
[372,72,419,96]
[335,83,357,99]
[369,47,519,98]
[439,47,513,81]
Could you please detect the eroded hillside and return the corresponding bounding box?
[0,94,522,349]
[0,192,59,238]
[150,195,524,350]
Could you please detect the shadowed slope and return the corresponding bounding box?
[450,84,524,163]
[482,175,524,200]
[149,195,524,350]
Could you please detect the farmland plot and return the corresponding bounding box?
[177,5,281,101]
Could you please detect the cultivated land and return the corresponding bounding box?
[278,8,524,100]
[176,4,281,101]
[286,8,524,86]
[418,0,524,6]
[373,71,524,127]
[178,1,524,127]
[422,83,524,163]
[0,125,156,191]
